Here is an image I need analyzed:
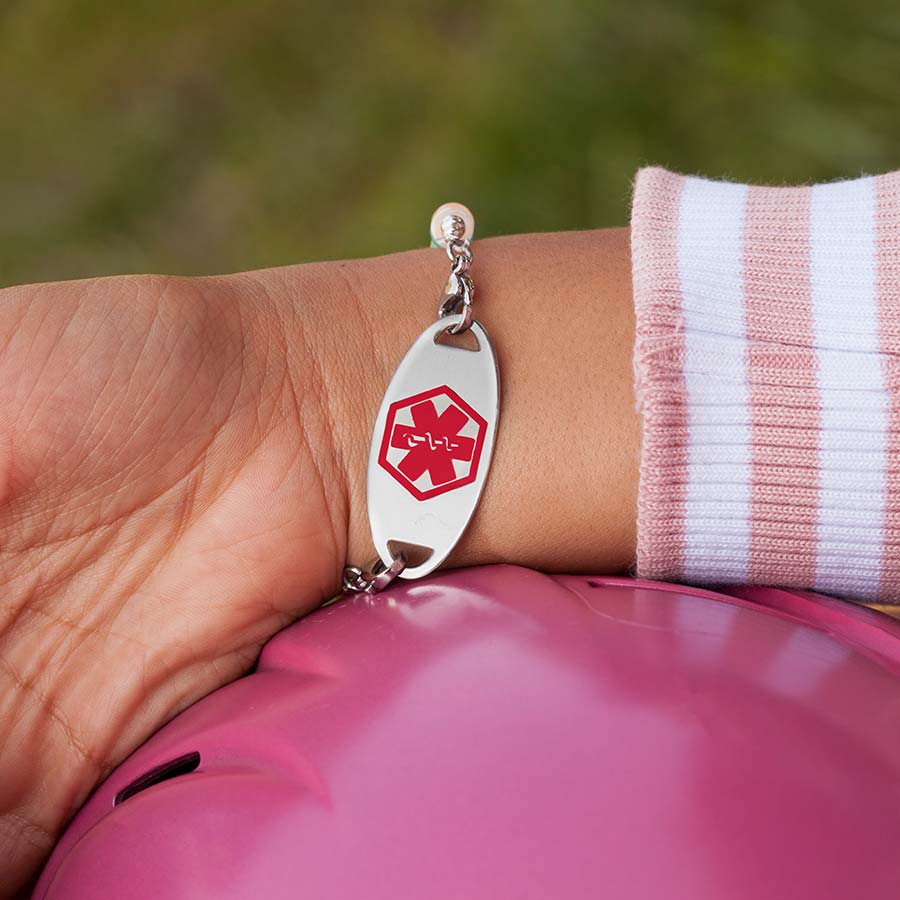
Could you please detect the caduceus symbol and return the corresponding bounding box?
[390,398,476,486]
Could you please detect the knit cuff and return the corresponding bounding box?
[631,166,900,603]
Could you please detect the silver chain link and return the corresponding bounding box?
[437,217,475,334]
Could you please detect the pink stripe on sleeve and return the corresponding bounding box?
[631,168,688,580]
[876,172,900,602]
[743,185,819,588]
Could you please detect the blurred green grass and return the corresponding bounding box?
[1,0,899,285]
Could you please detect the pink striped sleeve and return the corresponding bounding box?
[632,167,900,607]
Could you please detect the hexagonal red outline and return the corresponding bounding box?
[377,384,488,501]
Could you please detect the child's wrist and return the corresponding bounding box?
[278,227,641,578]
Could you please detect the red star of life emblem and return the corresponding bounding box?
[377,385,488,500]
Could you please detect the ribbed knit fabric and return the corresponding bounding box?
[632,167,900,607]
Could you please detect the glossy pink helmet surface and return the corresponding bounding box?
[34,566,900,898]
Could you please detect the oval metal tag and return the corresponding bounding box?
[365,312,499,579]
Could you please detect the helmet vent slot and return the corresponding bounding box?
[113,751,201,806]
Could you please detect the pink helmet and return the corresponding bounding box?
[34,566,900,898]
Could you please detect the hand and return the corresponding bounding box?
[0,267,357,895]
[0,229,638,896]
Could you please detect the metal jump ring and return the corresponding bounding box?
[342,553,406,594]
[446,304,474,334]
[445,239,471,263]
[438,296,474,334]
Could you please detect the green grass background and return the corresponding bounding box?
[2,0,899,285]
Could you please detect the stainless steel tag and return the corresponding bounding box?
[365,312,499,579]
[341,203,496,595]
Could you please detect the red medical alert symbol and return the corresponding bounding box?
[378,385,488,501]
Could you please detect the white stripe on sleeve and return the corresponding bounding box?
[677,178,750,583]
